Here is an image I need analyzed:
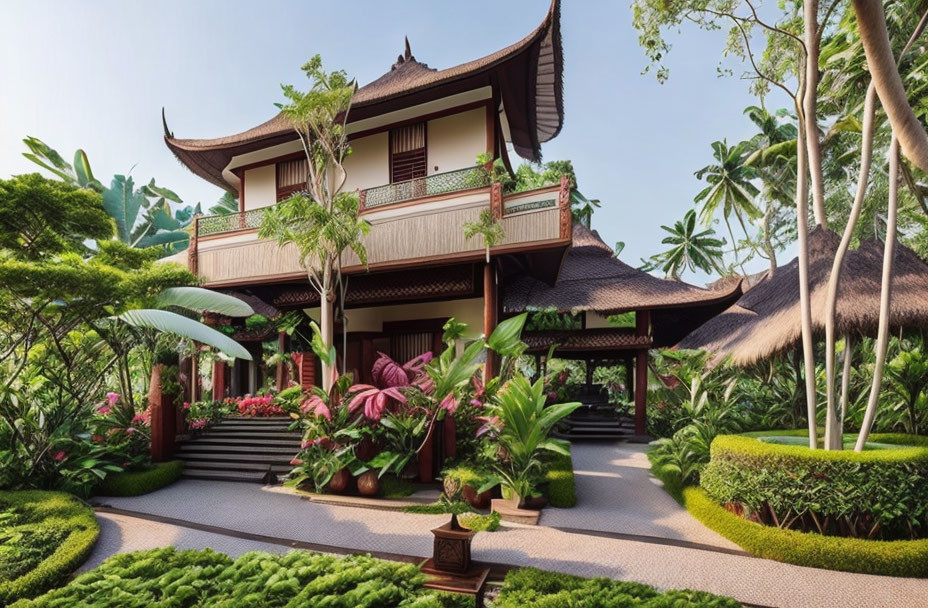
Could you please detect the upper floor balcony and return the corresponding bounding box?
[186,170,572,287]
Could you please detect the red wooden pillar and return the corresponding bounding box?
[275,331,288,391]
[634,310,651,436]
[292,352,317,390]
[150,364,178,462]
[212,360,227,400]
[483,262,498,379]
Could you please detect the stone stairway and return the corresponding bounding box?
[177,416,301,483]
[554,387,639,441]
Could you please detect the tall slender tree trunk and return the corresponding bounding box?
[320,281,335,391]
[856,137,901,451]
[852,0,928,172]
[840,333,854,422]
[803,0,828,228]
[823,83,878,450]
[795,102,818,449]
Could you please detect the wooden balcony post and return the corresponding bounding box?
[558,175,571,239]
[212,359,227,400]
[483,262,498,380]
[189,215,199,275]
[490,182,503,220]
[634,310,651,436]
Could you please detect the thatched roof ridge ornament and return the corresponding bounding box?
[677,226,928,365]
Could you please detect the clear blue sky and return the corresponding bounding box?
[0,0,775,281]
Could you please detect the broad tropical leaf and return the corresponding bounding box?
[104,174,145,243]
[487,313,528,356]
[117,309,252,360]
[156,287,255,317]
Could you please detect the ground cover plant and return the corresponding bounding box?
[494,567,741,608]
[95,460,184,497]
[0,491,99,605]
[9,548,472,608]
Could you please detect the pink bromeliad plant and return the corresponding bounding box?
[345,352,433,421]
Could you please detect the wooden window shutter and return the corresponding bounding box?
[390,123,427,183]
[276,158,308,201]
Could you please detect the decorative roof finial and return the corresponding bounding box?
[161,107,174,139]
[394,37,416,69]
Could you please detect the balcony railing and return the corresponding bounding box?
[197,207,267,237]
[360,166,491,209]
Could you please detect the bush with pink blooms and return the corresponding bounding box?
[231,395,285,417]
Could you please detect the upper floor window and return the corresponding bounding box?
[390,123,426,183]
[277,158,307,201]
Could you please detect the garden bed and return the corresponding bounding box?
[10,547,743,608]
[95,461,184,497]
[0,491,100,605]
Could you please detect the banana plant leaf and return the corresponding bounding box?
[487,313,528,356]
[136,230,189,249]
[104,174,145,244]
[156,287,255,317]
[117,309,252,360]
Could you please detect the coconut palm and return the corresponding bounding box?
[463,208,505,264]
[644,210,726,280]
[694,139,762,261]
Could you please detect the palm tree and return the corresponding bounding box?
[463,209,505,263]
[694,140,762,263]
[644,210,726,280]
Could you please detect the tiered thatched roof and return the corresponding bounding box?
[678,226,928,365]
[164,0,564,191]
[504,225,743,347]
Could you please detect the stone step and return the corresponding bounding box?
[178,444,299,456]
[211,423,296,433]
[200,431,302,441]
[178,459,292,473]
[176,451,295,465]
[180,437,301,448]
[181,468,273,483]
[221,416,292,423]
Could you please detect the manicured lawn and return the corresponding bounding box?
[0,491,99,605]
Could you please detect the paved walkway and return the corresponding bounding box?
[89,444,928,608]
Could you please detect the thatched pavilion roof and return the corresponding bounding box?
[677,226,928,365]
[163,0,563,191]
[504,225,743,347]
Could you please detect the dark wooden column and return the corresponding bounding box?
[150,364,177,462]
[634,310,651,436]
[275,331,288,391]
[212,360,227,400]
[483,262,498,379]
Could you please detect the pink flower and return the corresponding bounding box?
[439,392,458,414]
[92,434,104,443]
[300,396,331,421]
[52,451,66,461]
[476,415,501,437]
[106,392,120,406]
[183,402,191,410]
[131,413,146,424]
[290,458,303,466]
[96,405,112,415]
[190,419,207,429]
[126,427,136,435]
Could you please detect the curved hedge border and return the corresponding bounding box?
[684,487,928,577]
[0,491,100,605]
[702,433,928,541]
[95,461,183,497]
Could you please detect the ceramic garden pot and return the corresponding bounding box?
[357,470,380,496]
[462,485,492,510]
[326,468,351,494]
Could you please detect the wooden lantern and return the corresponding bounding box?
[431,514,475,573]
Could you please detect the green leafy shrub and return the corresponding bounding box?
[95,461,183,497]
[495,567,741,607]
[0,491,99,605]
[700,433,928,540]
[684,487,928,577]
[543,450,576,508]
[458,512,501,532]
[10,547,473,607]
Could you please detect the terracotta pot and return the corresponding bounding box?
[357,470,380,496]
[355,436,380,462]
[462,485,492,510]
[326,468,351,494]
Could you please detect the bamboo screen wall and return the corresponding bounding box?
[195,204,561,285]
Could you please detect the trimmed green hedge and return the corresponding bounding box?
[0,491,100,605]
[701,433,928,540]
[495,567,741,607]
[684,487,928,577]
[95,461,183,497]
[9,547,473,608]
[544,449,577,508]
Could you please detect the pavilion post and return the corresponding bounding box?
[212,360,227,400]
[483,262,498,379]
[275,331,288,391]
[634,350,648,436]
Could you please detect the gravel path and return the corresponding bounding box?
[88,444,928,608]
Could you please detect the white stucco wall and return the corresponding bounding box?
[242,165,276,210]
[304,297,484,338]
[427,107,487,175]
[343,132,389,193]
